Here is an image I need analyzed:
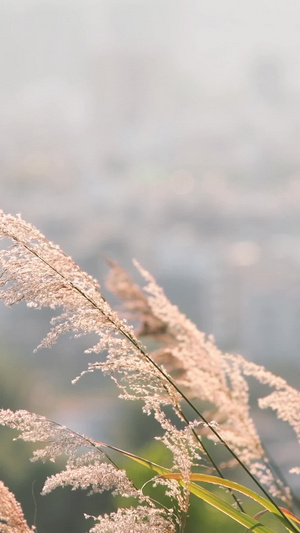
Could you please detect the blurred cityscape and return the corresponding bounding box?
[1,2,300,371]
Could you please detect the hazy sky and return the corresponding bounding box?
[1,1,300,212]
[1,1,300,95]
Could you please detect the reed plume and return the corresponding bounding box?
[0,211,299,532]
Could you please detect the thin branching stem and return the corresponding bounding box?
[6,235,298,533]
[13,237,245,511]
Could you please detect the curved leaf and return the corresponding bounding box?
[162,473,300,532]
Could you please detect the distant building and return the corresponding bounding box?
[239,255,300,362]
[251,54,286,105]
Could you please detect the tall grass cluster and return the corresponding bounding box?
[0,210,299,532]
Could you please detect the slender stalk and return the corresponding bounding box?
[47,419,183,529]
[12,238,298,533]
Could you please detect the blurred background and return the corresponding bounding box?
[1,1,300,531]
